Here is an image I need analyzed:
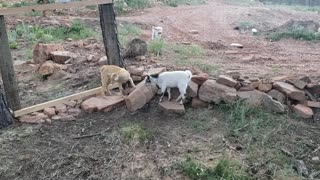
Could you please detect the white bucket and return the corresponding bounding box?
[56,0,71,3]
[152,26,163,40]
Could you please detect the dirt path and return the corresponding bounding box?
[118,0,320,78]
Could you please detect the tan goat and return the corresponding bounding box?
[100,65,136,96]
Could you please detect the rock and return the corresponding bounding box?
[189,30,199,34]
[127,66,144,76]
[125,80,158,112]
[239,84,255,91]
[87,55,95,62]
[300,101,320,108]
[131,75,142,82]
[238,90,286,113]
[43,108,56,117]
[81,96,124,113]
[191,73,209,86]
[230,43,243,48]
[74,40,84,48]
[294,79,308,90]
[67,108,82,117]
[199,80,238,104]
[19,115,45,124]
[58,113,76,121]
[143,67,166,77]
[191,98,208,108]
[293,160,308,176]
[124,38,148,58]
[271,75,289,83]
[307,84,320,95]
[135,55,146,61]
[267,89,285,104]
[216,75,238,87]
[51,115,62,120]
[293,104,313,119]
[38,61,61,76]
[55,104,67,113]
[273,82,306,101]
[159,101,185,114]
[47,70,69,81]
[66,38,73,42]
[64,100,77,108]
[258,83,272,92]
[35,113,48,120]
[33,43,64,64]
[186,81,198,97]
[98,56,108,65]
[312,156,319,162]
[50,51,76,64]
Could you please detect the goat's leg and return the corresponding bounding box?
[159,86,166,103]
[177,85,187,105]
[118,82,124,97]
[128,77,136,88]
[167,88,171,101]
[101,75,108,96]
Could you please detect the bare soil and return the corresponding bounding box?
[1,0,320,179]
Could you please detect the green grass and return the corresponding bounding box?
[180,157,249,180]
[268,25,320,41]
[8,30,18,49]
[173,44,204,57]
[119,123,152,144]
[217,101,304,179]
[185,109,216,132]
[118,23,142,47]
[175,58,218,76]
[86,5,97,10]
[9,20,95,45]
[10,1,35,7]
[148,39,165,56]
[164,0,205,7]
[124,0,151,9]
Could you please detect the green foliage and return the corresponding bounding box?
[11,1,34,7]
[173,44,204,57]
[174,58,218,76]
[37,0,55,4]
[268,25,320,41]
[11,20,95,44]
[118,23,142,47]
[124,0,151,9]
[8,30,18,49]
[180,157,249,180]
[148,39,165,56]
[119,124,152,144]
[164,0,205,7]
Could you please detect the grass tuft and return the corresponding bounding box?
[119,123,152,144]
[148,39,165,56]
[268,25,320,41]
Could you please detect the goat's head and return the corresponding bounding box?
[145,73,158,86]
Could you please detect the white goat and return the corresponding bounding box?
[146,70,192,104]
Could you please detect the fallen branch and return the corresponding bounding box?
[72,128,111,140]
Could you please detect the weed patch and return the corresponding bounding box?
[164,0,205,7]
[180,157,249,180]
[119,123,152,144]
[10,20,95,45]
[175,58,218,76]
[268,25,320,41]
[148,39,165,56]
[124,0,151,9]
[173,44,204,57]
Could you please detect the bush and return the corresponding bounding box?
[268,25,320,41]
[148,39,165,56]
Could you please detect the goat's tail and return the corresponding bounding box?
[186,70,192,80]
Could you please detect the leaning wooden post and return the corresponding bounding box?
[98,2,124,67]
[0,15,21,111]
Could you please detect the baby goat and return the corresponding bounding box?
[100,65,136,96]
[146,70,192,104]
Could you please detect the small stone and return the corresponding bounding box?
[258,83,272,92]
[293,104,313,119]
[50,51,77,64]
[312,156,319,162]
[68,108,82,117]
[191,98,208,108]
[294,79,308,90]
[131,75,142,82]
[98,56,108,65]
[135,55,146,61]
[87,55,95,62]
[64,100,77,108]
[300,101,320,108]
[159,101,185,114]
[189,30,199,34]
[38,61,61,76]
[293,160,308,176]
[52,115,62,120]
[216,75,238,87]
[19,115,45,124]
[239,84,255,91]
[43,107,56,117]
[230,43,243,48]
[271,75,289,83]
[66,38,73,42]
[59,113,76,121]
[55,104,67,113]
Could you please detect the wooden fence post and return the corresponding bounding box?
[98,3,124,67]
[0,15,21,111]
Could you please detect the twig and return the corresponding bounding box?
[72,128,111,140]
[234,123,249,132]
[300,145,320,159]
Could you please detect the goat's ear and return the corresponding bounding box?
[145,75,151,83]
